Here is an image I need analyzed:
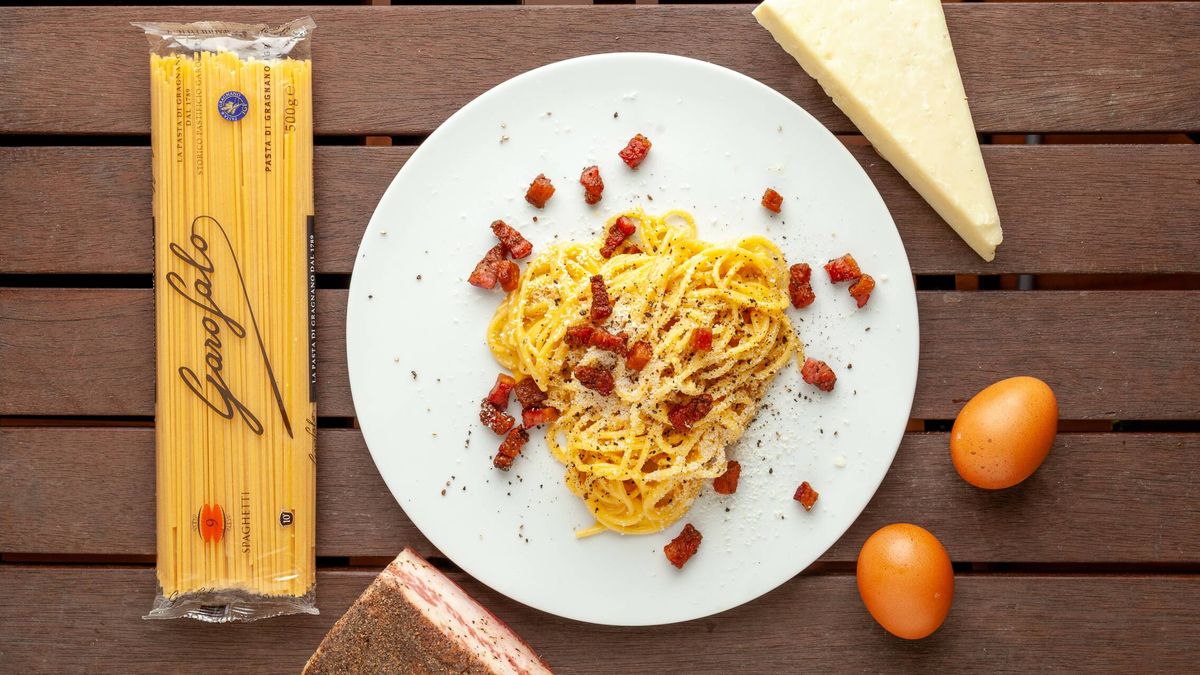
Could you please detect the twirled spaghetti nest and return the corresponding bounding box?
[489,210,801,535]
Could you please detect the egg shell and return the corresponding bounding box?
[857,523,954,640]
[951,376,1058,490]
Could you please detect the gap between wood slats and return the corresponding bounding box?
[9,271,1200,290]
[3,417,1197,432]
[0,134,429,147]
[1,556,1197,577]
[4,273,1199,291]
[0,133,1190,148]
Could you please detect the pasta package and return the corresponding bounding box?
[136,18,317,622]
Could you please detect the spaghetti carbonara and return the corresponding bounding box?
[488,210,801,535]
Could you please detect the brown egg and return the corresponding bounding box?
[951,376,1058,490]
[857,523,954,640]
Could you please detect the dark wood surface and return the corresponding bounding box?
[4,145,1199,276]
[1,2,1198,673]
[2,567,1197,673]
[3,427,1197,563]
[3,4,1199,135]
[4,288,1198,419]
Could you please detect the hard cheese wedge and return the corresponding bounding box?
[754,0,1003,261]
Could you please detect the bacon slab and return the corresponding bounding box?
[761,188,783,213]
[513,377,548,409]
[580,165,604,205]
[668,394,714,432]
[663,523,702,569]
[468,245,506,289]
[479,401,515,435]
[574,365,615,395]
[712,460,741,495]
[565,325,595,348]
[495,260,520,292]
[824,254,862,283]
[625,341,653,371]
[302,548,552,675]
[589,275,612,322]
[619,133,652,169]
[788,263,816,309]
[491,220,533,259]
[794,481,819,511]
[801,358,837,392]
[589,328,628,355]
[849,273,875,308]
[493,427,529,471]
[485,374,516,409]
[600,216,637,258]
[524,174,555,209]
[691,327,713,351]
[521,406,560,428]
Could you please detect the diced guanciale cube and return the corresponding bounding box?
[565,325,595,348]
[479,401,515,435]
[801,358,837,392]
[761,188,783,213]
[668,394,714,432]
[574,365,615,395]
[495,260,520,292]
[618,134,652,169]
[788,263,815,309]
[663,523,702,568]
[491,220,533,259]
[625,341,652,371]
[600,216,637,258]
[589,328,628,355]
[524,174,555,209]
[691,328,713,351]
[521,406,560,428]
[485,373,517,409]
[794,481,819,511]
[468,245,506,289]
[590,275,612,322]
[580,165,604,205]
[849,274,875,308]
[824,254,862,283]
[514,377,548,408]
[712,460,741,495]
[493,427,529,470]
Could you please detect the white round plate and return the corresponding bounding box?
[347,53,918,626]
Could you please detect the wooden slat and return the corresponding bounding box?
[1,567,1196,672]
[3,288,1197,419]
[2,5,1198,135]
[3,145,1197,276]
[0,288,351,417]
[0,146,411,276]
[0,427,429,559]
[3,427,1196,563]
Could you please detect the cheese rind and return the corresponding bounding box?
[754,0,1003,261]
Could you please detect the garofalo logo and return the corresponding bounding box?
[165,215,294,438]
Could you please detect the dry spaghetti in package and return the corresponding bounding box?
[135,17,317,622]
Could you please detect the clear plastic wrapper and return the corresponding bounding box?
[136,17,318,622]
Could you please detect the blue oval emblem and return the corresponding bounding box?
[217,91,249,122]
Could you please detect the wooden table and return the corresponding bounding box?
[2,3,1199,672]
